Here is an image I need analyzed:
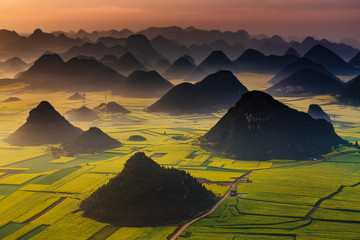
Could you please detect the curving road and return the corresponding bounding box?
[169,151,359,239]
[169,171,254,240]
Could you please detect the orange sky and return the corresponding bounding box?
[0,0,359,41]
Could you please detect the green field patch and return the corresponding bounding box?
[322,145,358,158]
[185,151,197,159]
[237,191,320,206]
[17,225,49,240]
[326,153,360,163]
[150,153,167,158]
[5,153,120,171]
[237,199,312,218]
[312,208,360,222]
[295,220,360,239]
[200,159,213,167]
[88,226,120,240]
[0,173,61,196]
[0,222,26,239]
[321,184,360,210]
[0,185,24,196]
[34,167,81,185]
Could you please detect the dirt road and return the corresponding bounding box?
[169,170,254,240]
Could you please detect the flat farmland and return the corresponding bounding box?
[0,80,359,239]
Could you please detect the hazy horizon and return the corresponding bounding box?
[0,0,359,42]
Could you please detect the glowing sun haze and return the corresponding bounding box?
[0,0,359,41]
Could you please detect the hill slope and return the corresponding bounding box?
[266,68,344,96]
[307,104,331,122]
[147,70,248,114]
[117,70,173,97]
[17,54,126,91]
[5,101,83,146]
[62,127,121,154]
[303,44,358,75]
[201,91,344,160]
[80,152,215,226]
[337,75,360,106]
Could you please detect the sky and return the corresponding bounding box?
[0,0,359,41]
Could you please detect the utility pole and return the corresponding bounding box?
[105,95,107,112]
[83,92,86,106]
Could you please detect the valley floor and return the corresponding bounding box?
[0,74,359,239]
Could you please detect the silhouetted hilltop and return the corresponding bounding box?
[234,49,297,73]
[100,54,118,63]
[257,35,289,56]
[105,52,147,75]
[67,92,85,100]
[201,91,345,160]
[2,97,22,102]
[61,127,121,155]
[61,42,127,60]
[269,58,339,84]
[337,75,360,106]
[307,104,331,122]
[125,34,164,66]
[94,102,130,114]
[266,68,345,96]
[194,70,248,106]
[303,44,358,75]
[80,152,215,226]
[153,58,171,72]
[341,38,360,50]
[265,54,298,72]
[183,54,196,65]
[73,55,97,61]
[64,29,133,41]
[184,67,209,82]
[96,37,127,47]
[147,82,200,114]
[0,29,83,60]
[188,44,213,63]
[147,70,248,114]
[23,53,65,74]
[163,56,196,78]
[65,106,99,122]
[283,47,300,57]
[349,52,360,68]
[198,50,234,71]
[151,35,188,62]
[0,57,30,77]
[5,101,83,146]
[291,37,359,61]
[17,54,126,91]
[209,40,245,60]
[117,70,173,97]
[233,49,268,72]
